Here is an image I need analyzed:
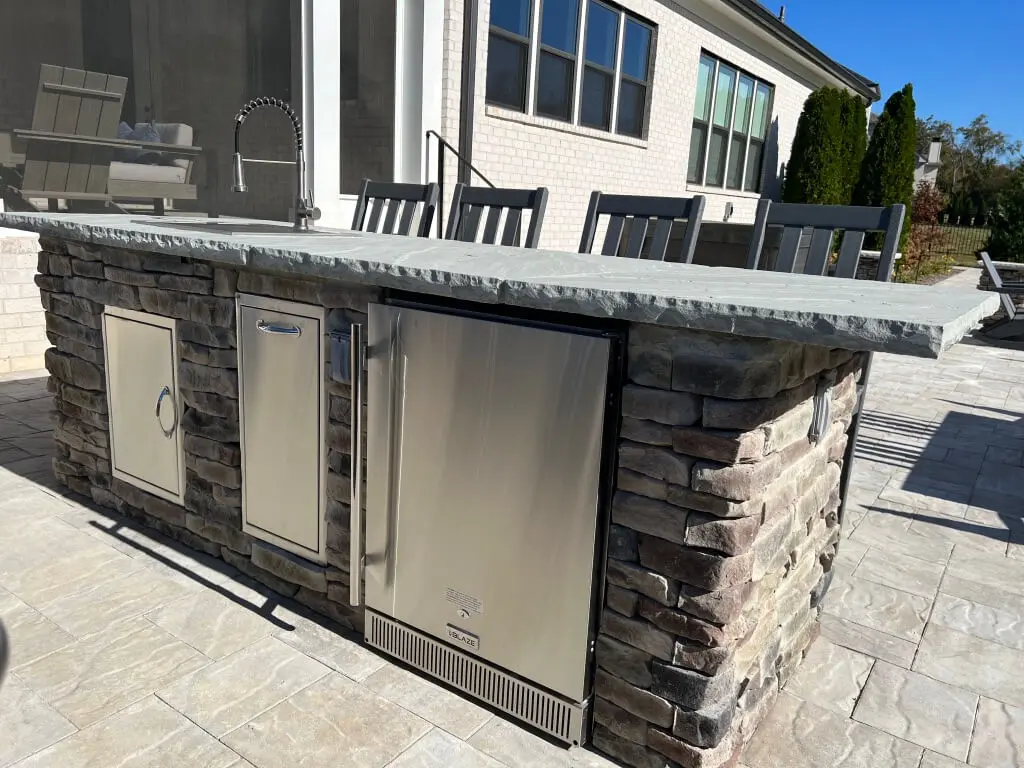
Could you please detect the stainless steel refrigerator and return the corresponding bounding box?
[351,300,617,745]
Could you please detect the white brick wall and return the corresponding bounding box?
[0,229,46,374]
[442,0,866,251]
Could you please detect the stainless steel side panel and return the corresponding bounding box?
[238,294,325,560]
[366,303,610,702]
[103,307,183,503]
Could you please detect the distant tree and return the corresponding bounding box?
[838,93,867,204]
[855,83,917,248]
[987,166,1024,262]
[783,87,845,204]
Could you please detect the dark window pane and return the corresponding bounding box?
[536,51,574,120]
[486,34,528,111]
[706,128,728,186]
[745,139,764,191]
[541,0,579,53]
[726,134,746,189]
[617,80,645,137]
[687,123,708,183]
[585,1,618,68]
[621,19,650,80]
[580,66,612,129]
[490,0,531,36]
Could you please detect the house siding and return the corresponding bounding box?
[442,0,855,252]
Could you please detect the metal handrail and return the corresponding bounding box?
[425,130,495,238]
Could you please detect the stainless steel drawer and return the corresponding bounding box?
[103,307,184,503]
[237,294,326,560]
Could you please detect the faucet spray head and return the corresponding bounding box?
[231,153,247,192]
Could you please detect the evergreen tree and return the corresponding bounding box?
[855,83,917,247]
[783,87,846,204]
[839,93,867,204]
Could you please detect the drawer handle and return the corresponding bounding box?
[155,385,178,438]
[257,320,301,336]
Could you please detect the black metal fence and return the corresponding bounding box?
[917,223,990,263]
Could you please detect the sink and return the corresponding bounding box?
[132,219,355,237]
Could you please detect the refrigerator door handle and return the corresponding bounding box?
[383,312,403,589]
[349,322,365,607]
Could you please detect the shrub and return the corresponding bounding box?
[855,83,917,249]
[986,167,1024,262]
[783,87,846,204]
[896,181,950,282]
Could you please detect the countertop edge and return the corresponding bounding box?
[0,213,1000,358]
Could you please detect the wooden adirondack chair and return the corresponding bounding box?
[0,64,209,215]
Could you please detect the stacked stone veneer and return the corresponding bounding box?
[35,236,867,768]
[35,236,376,633]
[591,325,863,768]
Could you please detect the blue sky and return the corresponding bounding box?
[779,0,1022,145]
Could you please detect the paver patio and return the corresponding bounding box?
[1,268,1023,767]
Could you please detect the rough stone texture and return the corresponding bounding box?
[251,542,328,593]
[36,240,368,646]
[607,585,640,617]
[623,386,702,426]
[595,696,650,745]
[619,442,693,486]
[596,670,674,729]
[613,492,688,545]
[671,427,765,464]
[608,559,680,607]
[2,212,994,355]
[593,327,860,768]
[597,635,654,687]
[30,233,875,768]
[672,698,736,749]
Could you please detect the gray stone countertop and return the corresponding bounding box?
[0,212,999,358]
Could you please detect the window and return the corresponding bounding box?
[485,0,654,138]
[487,0,532,111]
[687,53,773,192]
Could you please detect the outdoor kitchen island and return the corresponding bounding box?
[0,212,998,768]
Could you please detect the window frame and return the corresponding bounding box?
[487,1,534,112]
[688,52,775,193]
[485,0,655,139]
[533,0,580,121]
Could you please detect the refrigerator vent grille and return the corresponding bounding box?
[365,611,584,744]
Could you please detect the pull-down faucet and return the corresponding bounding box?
[232,97,320,231]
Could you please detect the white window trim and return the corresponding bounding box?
[689,51,775,194]
[487,0,654,139]
[306,0,442,229]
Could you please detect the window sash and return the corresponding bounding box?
[689,52,773,192]
[535,46,576,120]
[485,0,653,138]
[487,29,531,111]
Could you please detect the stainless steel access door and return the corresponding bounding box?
[103,307,183,504]
[365,303,611,702]
[238,294,326,561]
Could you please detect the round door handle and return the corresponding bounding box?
[155,385,178,438]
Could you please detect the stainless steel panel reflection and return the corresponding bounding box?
[239,297,323,557]
[366,303,610,702]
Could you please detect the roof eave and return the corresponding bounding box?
[719,0,881,103]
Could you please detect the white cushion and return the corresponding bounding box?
[109,161,187,184]
[152,123,193,147]
[151,123,193,170]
